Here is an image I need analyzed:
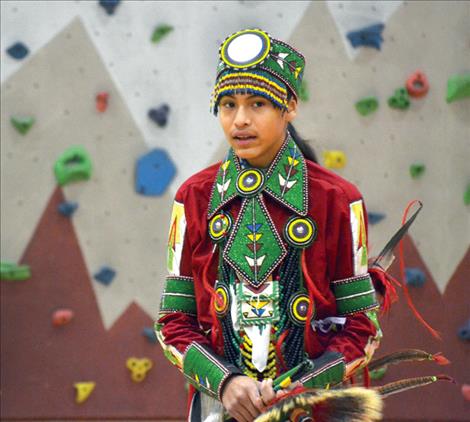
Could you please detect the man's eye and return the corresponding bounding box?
[222,102,235,108]
[253,101,265,108]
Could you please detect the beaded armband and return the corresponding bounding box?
[183,342,243,400]
[331,273,379,316]
[299,351,345,388]
[159,276,197,317]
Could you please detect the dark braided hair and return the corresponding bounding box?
[286,90,318,164]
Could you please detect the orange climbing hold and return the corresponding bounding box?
[96,92,109,112]
[52,308,74,326]
[406,71,429,98]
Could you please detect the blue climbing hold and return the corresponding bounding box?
[347,23,385,50]
[142,327,158,344]
[135,149,176,196]
[58,201,79,217]
[457,320,470,341]
[405,267,426,287]
[94,266,116,286]
[99,0,121,15]
[148,104,170,127]
[367,212,386,225]
[6,42,29,60]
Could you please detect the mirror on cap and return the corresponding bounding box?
[221,29,271,68]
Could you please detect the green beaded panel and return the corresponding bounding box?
[223,196,286,287]
[332,274,379,316]
[183,342,231,399]
[208,149,239,218]
[264,138,308,215]
[159,276,196,315]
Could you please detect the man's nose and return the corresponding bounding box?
[234,106,250,127]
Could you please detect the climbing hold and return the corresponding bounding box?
[388,88,410,110]
[323,150,347,169]
[409,162,426,179]
[148,104,170,127]
[96,92,109,113]
[74,382,95,403]
[52,308,74,326]
[299,79,309,102]
[346,23,385,50]
[462,384,470,401]
[54,146,92,186]
[457,320,470,341]
[142,327,158,344]
[464,184,470,205]
[126,357,153,382]
[446,73,470,103]
[58,201,79,217]
[406,71,429,98]
[94,266,116,286]
[151,24,174,44]
[135,148,176,196]
[405,267,426,287]
[0,262,31,281]
[355,96,379,116]
[11,116,35,135]
[369,367,387,381]
[6,42,29,60]
[367,212,386,225]
[99,0,121,15]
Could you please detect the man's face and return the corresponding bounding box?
[218,94,297,168]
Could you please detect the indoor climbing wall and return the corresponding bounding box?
[1,1,469,421]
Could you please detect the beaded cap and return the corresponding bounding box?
[210,28,306,115]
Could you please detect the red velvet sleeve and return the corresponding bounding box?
[156,187,211,360]
[324,189,381,370]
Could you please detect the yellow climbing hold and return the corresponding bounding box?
[74,382,95,404]
[126,357,153,382]
[323,150,347,169]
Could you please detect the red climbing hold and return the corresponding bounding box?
[406,71,429,98]
[96,92,109,112]
[462,384,470,401]
[52,308,74,326]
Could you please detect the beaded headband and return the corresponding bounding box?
[210,28,306,115]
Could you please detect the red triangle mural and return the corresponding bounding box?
[1,187,187,419]
[1,187,469,420]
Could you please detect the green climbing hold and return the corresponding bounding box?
[410,163,426,179]
[299,79,309,102]
[151,24,174,44]
[54,146,92,186]
[369,367,387,381]
[355,96,379,116]
[1,262,31,281]
[446,73,470,103]
[11,116,35,135]
[464,184,470,205]
[388,88,410,110]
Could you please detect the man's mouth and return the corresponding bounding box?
[233,135,257,142]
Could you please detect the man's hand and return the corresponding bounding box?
[221,375,264,422]
[221,376,302,421]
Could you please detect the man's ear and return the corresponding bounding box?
[286,97,298,122]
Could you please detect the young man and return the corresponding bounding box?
[155,29,382,422]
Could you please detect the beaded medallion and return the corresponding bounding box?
[236,278,280,327]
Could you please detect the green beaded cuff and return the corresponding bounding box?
[183,342,242,400]
[299,351,345,388]
[331,273,379,316]
[159,276,197,317]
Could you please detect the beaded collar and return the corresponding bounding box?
[207,133,308,219]
[207,133,309,287]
